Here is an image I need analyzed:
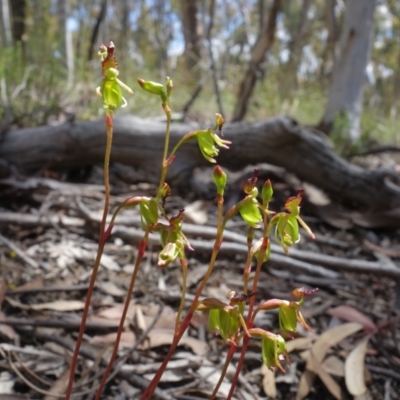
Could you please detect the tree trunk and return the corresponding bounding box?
[87,0,107,61]
[232,0,282,122]
[205,0,224,116]
[181,0,202,81]
[283,0,312,92]
[1,115,400,228]
[319,0,377,140]
[0,0,12,46]
[57,0,74,89]
[9,0,25,43]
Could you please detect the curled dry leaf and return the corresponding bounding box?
[345,336,370,396]
[90,331,136,348]
[0,311,18,341]
[307,322,363,373]
[144,330,209,356]
[5,297,85,311]
[286,336,316,353]
[327,306,376,332]
[322,355,345,377]
[317,365,342,400]
[261,364,276,398]
[43,368,70,400]
[296,323,363,400]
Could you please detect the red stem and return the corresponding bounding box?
[94,232,149,399]
[64,117,113,400]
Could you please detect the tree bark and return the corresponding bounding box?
[205,0,224,116]
[181,0,202,81]
[319,0,377,140]
[283,0,312,92]
[0,0,12,46]
[232,0,282,122]
[9,0,25,43]
[87,0,107,61]
[1,115,399,224]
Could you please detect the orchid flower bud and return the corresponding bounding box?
[137,79,167,104]
[212,165,227,196]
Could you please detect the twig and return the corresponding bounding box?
[0,317,122,330]
[2,208,396,278]
[0,232,39,269]
[30,308,175,400]
[366,364,400,380]
[0,347,97,398]
[6,284,91,296]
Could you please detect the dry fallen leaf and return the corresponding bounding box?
[30,300,85,311]
[98,281,126,297]
[345,336,370,396]
[322,355,345,377]
[296,369,315,400]
[96,302,136,320]
[0,311,18,341]
[307,322,363,373]
[144,330,209,356]
[317,364,342,400]
[43,368,70,400]
[296,323,363,400]
[286,336,316,353]
[13,276,43,292]
[90,331,136,348]
[261,364,276,398]
[183,200,210,225]
[327,306,376,332]
[5,297,85,311]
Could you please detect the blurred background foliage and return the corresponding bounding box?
[0,0,399,148]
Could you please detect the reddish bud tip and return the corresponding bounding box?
[292,287,319,298]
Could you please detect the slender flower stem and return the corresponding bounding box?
[156,105,171,197]
[226,210,270,399]
[141,192,225,399]
[64,116,114,400]
[95,230,150,399]
[210,342,237,399]
[175,257,188,334]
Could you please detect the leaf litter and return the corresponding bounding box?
[0,171,399,399]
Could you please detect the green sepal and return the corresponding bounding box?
[101,77,123,110]
[197,130,219,163]
[160,230,179,248]
[208,308,239,342]
[239,199,262,228]
[261,334,288,373]
[279,303,298,334]
[139,199,159,227]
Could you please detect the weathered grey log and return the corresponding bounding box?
[0,115,399,215]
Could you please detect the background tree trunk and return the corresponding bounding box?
[231,0,282,122]
[181,0,202,82]
[57,0,74,89]
[283,0,312,92]
[319,0,377,140]
[87,0,107,61]
[0,0,12,46]
[9,0,25,44]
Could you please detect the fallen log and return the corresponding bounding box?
[1,115,399,226]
